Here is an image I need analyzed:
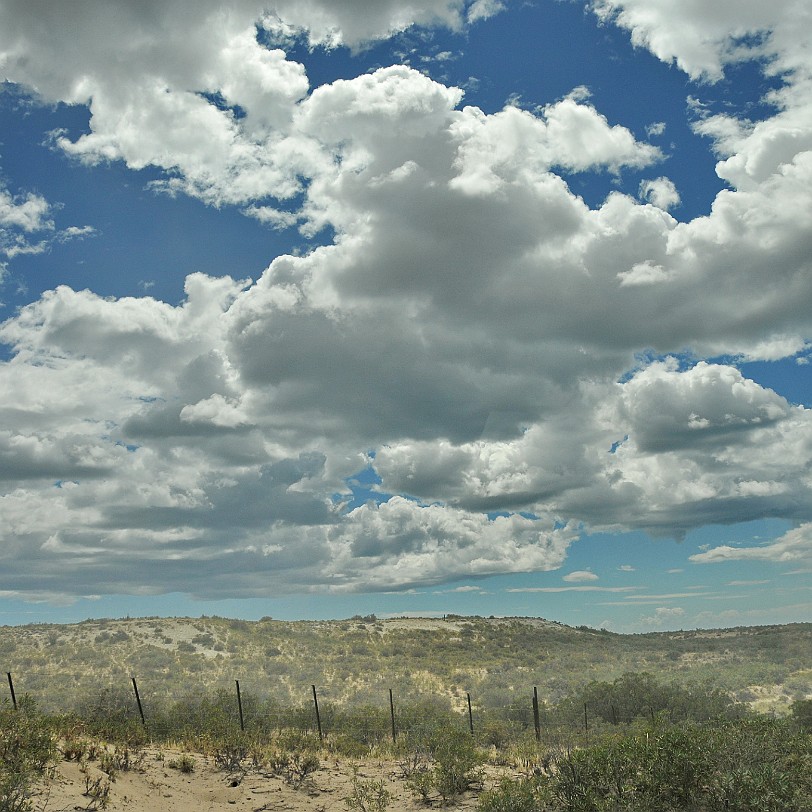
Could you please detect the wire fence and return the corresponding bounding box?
[4,668,613,749]
[4,662,754,757]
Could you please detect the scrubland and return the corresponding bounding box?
[1,616,811,811]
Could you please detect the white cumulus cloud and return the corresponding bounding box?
[0,0,811,603]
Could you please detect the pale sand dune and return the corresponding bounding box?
[34,748,495,811]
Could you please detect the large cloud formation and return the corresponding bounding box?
[1,0,811,602]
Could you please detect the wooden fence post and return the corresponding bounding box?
[584,702,589,744]
[532,687,540,742]
[467,693,474,736]
[131,677,146,727]
[312,685,323,743]
[389,688,396,743]
[6,672,17,711]
[236,680,245,732]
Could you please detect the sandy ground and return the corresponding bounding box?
[32,747,498,812]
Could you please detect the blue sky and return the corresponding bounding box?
[0,0,810,632]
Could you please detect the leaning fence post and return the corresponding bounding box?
[467,693,474,736]
[236,680,245,732]
[312,685,323,743]
[131,677,146,727]
[6,672,17,711]
[584,703,589,744]
[389,688,396,743]
[532,687,540,742]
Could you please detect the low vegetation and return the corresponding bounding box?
[1,617,811,809]
[479,718,812,812]
[0,698,58,812]
[1,616,809,718]
[1,670,810,811]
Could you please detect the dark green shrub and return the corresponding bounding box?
[477,717,811,812]
[554,718,809,812]
[792,698,812,731]
[565,672,743,727]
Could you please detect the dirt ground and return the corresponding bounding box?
[33,747,504,812]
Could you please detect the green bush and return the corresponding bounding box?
[792,698,812,731]
[0,698,58,812]
[403,725,483,803]
[477,717,812,812]
[74,687,148,745]
[562,672,744,728]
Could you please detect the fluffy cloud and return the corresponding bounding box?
[639,177,680,211]
[591,0,808,81]
[563,570,599,583]
[449,98,661,195]
[640,606,685,627]
[376,361,812,537]
[0,0,811,601]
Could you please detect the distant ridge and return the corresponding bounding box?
[1,616,809,715]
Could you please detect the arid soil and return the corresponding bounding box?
[34,747,502,812]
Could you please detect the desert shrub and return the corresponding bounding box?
[504,733,557,776]
[430,727,484,801]
[476,717,523,750]
[264,748,320,787]
[167,754,195,773]
[344,765,392,812]
[0,698,58,812]
[403,725,484,803]
[163,687,248,744]
[333,703,391,747]
[478,776,549,812]
[329,733,372,758]
[273,727,320,754]
[792,698,812,732]
[481,716,812,812]
[75,686,147,745]
[560,672,744,728]
[79,762,111,811]
[98,743,145,777]
[212,731,250,772]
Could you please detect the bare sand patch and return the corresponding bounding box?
[34,748,499,812]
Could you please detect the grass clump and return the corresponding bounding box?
[167,753,195,773]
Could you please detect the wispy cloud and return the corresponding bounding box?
[508,586,644,594]
[727,580,770,586]
[691,526,812,564]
